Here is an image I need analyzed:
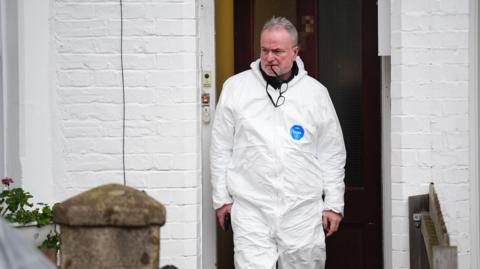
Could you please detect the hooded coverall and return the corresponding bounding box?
[211,57,346,269]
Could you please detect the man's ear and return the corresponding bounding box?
[293,45,300,57]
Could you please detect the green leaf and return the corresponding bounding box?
[35,205,53,226]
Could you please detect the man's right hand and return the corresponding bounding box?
[216,203,233,231]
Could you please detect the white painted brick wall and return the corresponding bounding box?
[390,0,471,268]
[53,1,200,268]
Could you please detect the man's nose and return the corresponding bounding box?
[265,51,275,61]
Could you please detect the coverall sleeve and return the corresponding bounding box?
[210,82,235,210]
[316,95,347,215]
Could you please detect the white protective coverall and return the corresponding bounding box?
[211,57,346,269]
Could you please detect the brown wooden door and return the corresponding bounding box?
[218,0,383,268]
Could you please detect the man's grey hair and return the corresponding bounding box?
[262,16,298,46]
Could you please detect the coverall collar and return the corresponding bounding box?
[251,57,307,89]
[259,62,299,89]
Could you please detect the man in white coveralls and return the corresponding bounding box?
[211,17,346,269]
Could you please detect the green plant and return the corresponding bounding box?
[38,230,60,251]
[1,177,60,254]
[0,177,54,226]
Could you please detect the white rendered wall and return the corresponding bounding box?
[52,0,201,267]
[17,0,56,204]
[390,0,471,268]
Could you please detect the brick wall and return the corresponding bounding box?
[390,0,470,268]
[53,0,200,267]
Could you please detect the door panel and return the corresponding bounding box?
[233,0,254,73]
[317,0,363,187]
[229,0,382,268]
[316,0,382,267]
[325,224,365,268]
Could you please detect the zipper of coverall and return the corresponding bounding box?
[268,66,303,219]
[269,102,282,232]
[262,65,292,219]
[271,87,287,220]
[269,65,293,220]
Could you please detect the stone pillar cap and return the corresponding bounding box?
[53,183,166,227]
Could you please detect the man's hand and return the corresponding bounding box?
[216,203,233,231]
[322,210,342,237]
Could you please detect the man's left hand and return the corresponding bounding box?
[322,210,343,237]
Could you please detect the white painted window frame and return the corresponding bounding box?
[470,0,480,267]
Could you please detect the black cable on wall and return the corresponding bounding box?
[120,0,126,186]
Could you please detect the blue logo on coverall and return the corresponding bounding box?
[290,125,304,140]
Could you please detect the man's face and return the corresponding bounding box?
[260,27,299,81]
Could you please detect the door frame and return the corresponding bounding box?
[200,0,217,268]
[381,56,392,269]
[206,0,393,267]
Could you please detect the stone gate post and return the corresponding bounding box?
[53,183,166,269]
